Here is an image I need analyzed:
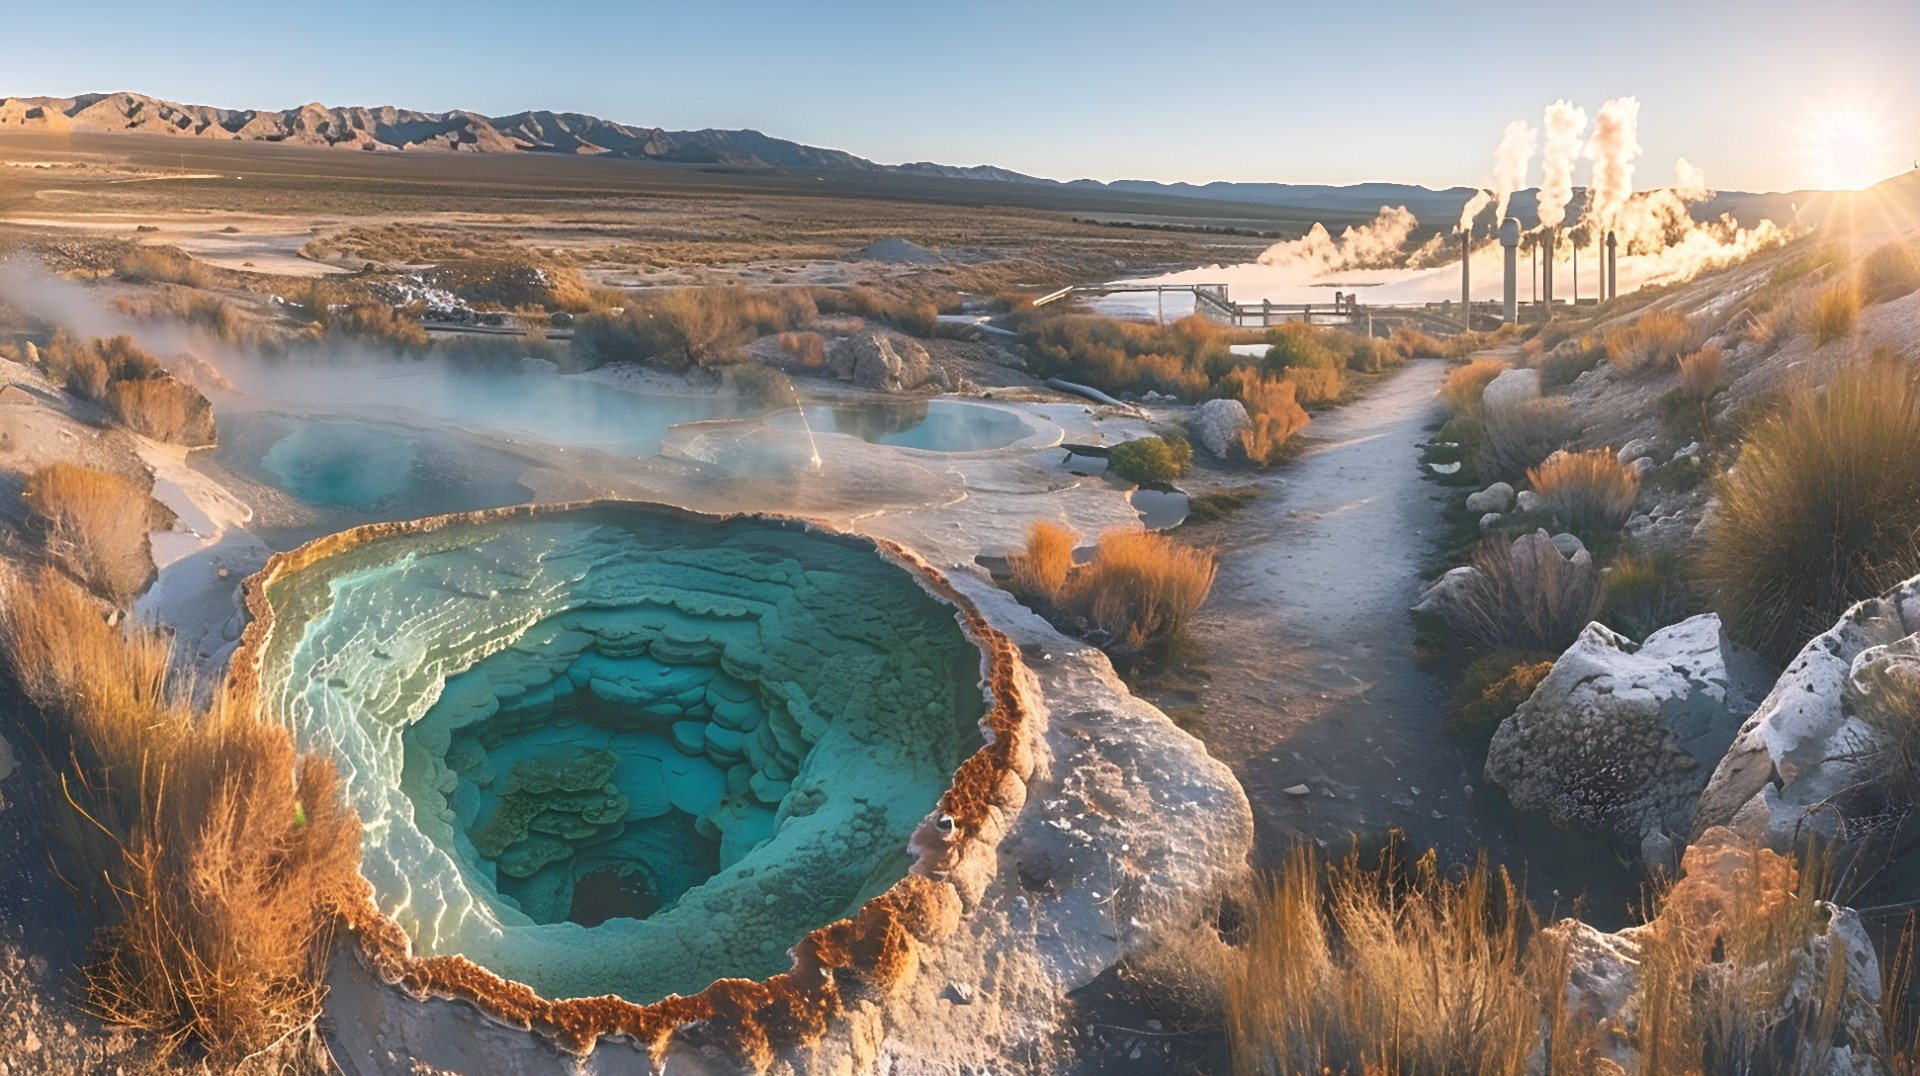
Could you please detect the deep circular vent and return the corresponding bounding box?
[252,506,988,1003]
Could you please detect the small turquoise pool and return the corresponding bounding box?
[773,400,1028,452]
[215,413,532,518]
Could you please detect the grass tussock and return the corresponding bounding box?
[574,286,816,370]
[1859,240,1920,306]
[23,463,153,605]
[33,332,216,444]
[1444,652,1556,736]
[1064,529,1217,655]
[1108,432,1193,484]
[1446,532,1602,653]
[1678,343,1728,401]
[1008,521,1076,602]
[1537,335,1607,388]
[1284,364,1344,407]
[1605,310,1696,373]
[1231,372,1311,465]
[1810,281,1860,346]
[1441,358,1507,418]
[1701,352,1920,662]
[1603,550,1700,641]
[1528,448,1641,535]
[1476,398,1575,484]
[116,247,216,289]
[0,568,361,1066]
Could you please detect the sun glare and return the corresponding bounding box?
[1801,99,1895,191]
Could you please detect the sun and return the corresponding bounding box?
[1801,99,1895,191]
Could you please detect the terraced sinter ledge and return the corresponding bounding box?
[225,501,1035,1061]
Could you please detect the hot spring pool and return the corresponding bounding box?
[214,413,533,516]
[772,400,1029,452]
[248,505,989,1003]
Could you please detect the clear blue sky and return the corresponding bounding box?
[4,0,1914,192]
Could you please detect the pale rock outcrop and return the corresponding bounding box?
[1481,367,1541,412]
[1486,614,1771,866]
[1191,398,1251,459]
[1479,511,1504,529]
[1550,532,1587,559]
[1616,437,1661,464]
[1693,574,1920,851]
[1411,565,1481,616]
[828,331,936,392]
[1549,829,1889,1075]
[1516,489,1542,513]
[1466,481,1516,514]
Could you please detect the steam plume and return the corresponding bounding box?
[1256,206,1419,272]
[1535,100,1588,230]
[1456,189,1493,234]
[1582,96,1642,231]
[1490,120,1538,223]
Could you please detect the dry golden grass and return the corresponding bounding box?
[1811,281,1860,346]
[1447,532,1602,653]
[1286,364,1343,407]
[1528,448,1641,535]
[23,463,152,605]
[1605,310,1696,372]
[1007,520,1076,602]
[1064,529,1216,654]
[1702,352,1920,661]
[1227,369,1312,464]
[106,377,210,444]
[0,568,360,1066]
[1477,398,1575,483]
[776,330,827,367]
[1442,358,1507,418]
[1678,343,1728,401]
[116,247,216,289]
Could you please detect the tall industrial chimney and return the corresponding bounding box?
[1460,230,1471,327]
[1541,230,1555,312]
[1500,217,1520,324]
[1605,230,1618,300]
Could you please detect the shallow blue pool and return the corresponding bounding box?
[774,400,1028,452]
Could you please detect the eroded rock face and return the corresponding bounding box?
[829,331,937,392]
[1486,614,1771,866]
[227,501,1253,1074]
[1693,574,1920,851]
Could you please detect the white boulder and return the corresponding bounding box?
[1465,481,1516,514]
[1191,398,1251,459]
[1481,368,1542,413]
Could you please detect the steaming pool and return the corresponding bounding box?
[251,504,989,1003]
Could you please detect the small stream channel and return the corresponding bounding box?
[1161,358,1640,926]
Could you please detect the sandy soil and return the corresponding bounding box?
[2,215,344,278]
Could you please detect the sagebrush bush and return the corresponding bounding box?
[1065,529,1216,654]
[1285,364,1343,406]
[23,463,152,605]
[1108,432,1193,484]
[1810,282,1860,345]
[0,568,360,1065]
[574,286,814,369]
[1445,652,1556,736]
[116,247,215,288]
[1442,358,1507,418]
[1538,336,1606,388]
[1528,448,1641,535]
[1446,532,1602,652]
[1605,310,1696,372]
[1008,521,1075,601]
[1261,323,1342,373]
[1701,353,1920,661]
[1859,240,1920,306]
[1477,398,1575,483]
[1228,371,1310,465]
[1678,344,1728,400]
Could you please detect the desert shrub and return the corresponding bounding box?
[1700,353,1920,662]
[23,463,152,604]
[1477,398,1575,483]
[1445,532,1603,652]
[1108,432,1193,484]
[1851,650,1920,793]
[1603,551,1699,640]
[1605,310,1696,372]
[1008,520,1076,602]
[0,568,360,1066]
[116,247,215,288]
[1064,529,1216,654]
[776,330,827,367]
[1341,336,1397,373]
[1261,323,1342,374]
[107,376,213,443]
[1859,240,1920,306]
[319,301,431,351]
[1285,363,1343,406]
[1441,358,1507,418]
[1528,448,1641,535]
[1388,326,1461,360]
[1678,343,1728,400]
[1226,842,1549,1076]
[1227,372,1311,465]
[811,286,935,336]
[1810,281,1859,345]
[1538,335,1607,388]
[115,290,255,345]
[1742,300,1802,355]
[1445,652,1556,736]
[1019,313,1235,399]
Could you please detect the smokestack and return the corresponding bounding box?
[1606,230,1618,300]
[1542,230,1555,312]
[1461,230,1471,326]
[1500,217,1520,324]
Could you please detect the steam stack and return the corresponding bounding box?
[1460,231,1471,326]
[1541,230,1555,311]
[1499,217,1520,324]
[1605,230,1618,300]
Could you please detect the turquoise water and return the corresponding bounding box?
[775,400,1029,451]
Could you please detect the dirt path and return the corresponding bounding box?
[1160,358,1635,919]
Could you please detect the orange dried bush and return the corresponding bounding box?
[1442,358,1508,418]
[1605,310,1696,372]
[1528,448,1642,534]
[1286,364,1343,407]
[1008,520,1076,602]
[1064,529,1216,654]
[23,463,152,605]
[1230,372,1311,465]
[1678,343,1728,401]
[776,330,827,367]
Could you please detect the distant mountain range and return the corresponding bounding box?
[0,91,1805,226]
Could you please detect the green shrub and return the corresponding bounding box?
[1262,323,1342,373]
[1108,432,1193,484]
[1701,353,1920,662]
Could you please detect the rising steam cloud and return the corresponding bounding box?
[1535,101,1588,230]
[1582,96,1642,232]
[1490,120,1538,225]
[1256,205,1419,272]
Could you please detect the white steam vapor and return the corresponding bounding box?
[1582,96,1642,232]
[1256,206,1419,272]
[1456,189,1493,235]
[1490,120,1538,224]
[1535,100,1588,230]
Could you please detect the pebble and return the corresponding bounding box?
[1283,784,1310,797]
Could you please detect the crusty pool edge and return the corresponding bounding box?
[224,499,1036,1067]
